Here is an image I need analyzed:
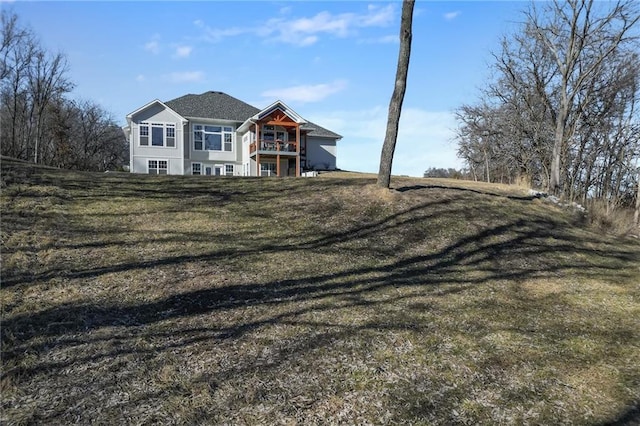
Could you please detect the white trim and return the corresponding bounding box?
[191,162,202,175]
[138,122,177,148]
[237,100,307,133]
[192,122,235,152]
[126,99,187,125]
[257,100,307,124]
[147,159,169,175]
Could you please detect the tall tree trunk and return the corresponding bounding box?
[550,92,568,196]
[377,0,414,189]
[635,167,640,229]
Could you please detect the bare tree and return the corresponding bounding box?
[635,168,640,228]
[1,10,126,171]
[527,0,640,196]
[455,0,640,207]
[27,49,72,164]
[377,0,414,189]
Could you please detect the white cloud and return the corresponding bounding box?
[143,34,162,54]
[444,11,461,21]
[307,107,463,176]
[261,80,348,103]
[164,71,205,83]
[195,4,396,47]
[174,45,193,58]
[144,40,160,54]
[200,26,248,43]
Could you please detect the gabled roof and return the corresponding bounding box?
[126,99,186,124]
[165,91,260,122]
[163,91,342,139]
[256,100,306,124]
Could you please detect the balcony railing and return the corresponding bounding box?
[250,140,298,154]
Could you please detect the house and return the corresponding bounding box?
[123,91,342,177]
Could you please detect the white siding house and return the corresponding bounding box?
[124,91,342,177]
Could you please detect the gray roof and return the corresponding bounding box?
[165,91,260,122]
[165,91,342,139]
[301,122,342,139]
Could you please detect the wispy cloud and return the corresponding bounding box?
[164,71,205,83]
[261,80,348,103]
[444,11,461,21]
[143,34,161,54]
[196,4,396,47]
[173,45,193,59]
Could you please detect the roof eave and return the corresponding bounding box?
[126,99,188,124]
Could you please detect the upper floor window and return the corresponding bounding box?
[194,125,234,152]
[140,122,176,148]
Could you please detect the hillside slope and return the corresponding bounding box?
[2,158,639,425]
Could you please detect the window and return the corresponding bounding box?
[166,126,175,147]
[194,125,234,152]
[151,124,163,146]
[224,133,232,151]
[192,163,201,175]
[140,122,175,148]
[225,164,234,176]
[140,124,149,146]
[148,160,168,175]
[260,162,277,176]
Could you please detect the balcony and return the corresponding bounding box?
[249,139,298,156]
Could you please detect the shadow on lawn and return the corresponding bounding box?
[3,159,639,423]
[395,183,537,201]
[3,211,634,355]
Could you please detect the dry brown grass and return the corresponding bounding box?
[2,158,639,425]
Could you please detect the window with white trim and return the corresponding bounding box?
[148,160,168,174]
[140,122,175,147]
[140,124,149,145]
[192,163,201,175]
[225,164,234,176]
[193,125,234,151]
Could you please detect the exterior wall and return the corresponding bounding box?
[240,131,254,176]
[306,137,337,170]
[130,103,184,175]
[182,123,190,160]
[129,99,339,176]
[133,157,182,175]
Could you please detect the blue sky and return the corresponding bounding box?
[7,1,525,176]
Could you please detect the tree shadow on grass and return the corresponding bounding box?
[3,212,635,358]
[2,159,639,423]
[600,403,640,426]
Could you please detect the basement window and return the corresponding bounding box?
[148,160,168,175]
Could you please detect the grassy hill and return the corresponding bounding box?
[2,157,639,425]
